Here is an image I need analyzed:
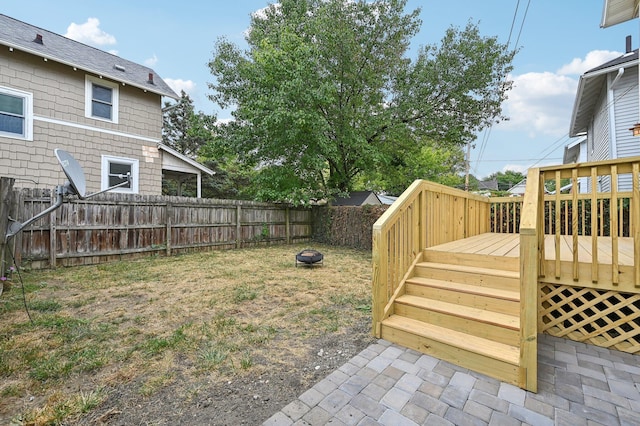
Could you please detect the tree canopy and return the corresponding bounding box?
[486,170,526,192]
[162,91,216,158]
[208,0,515,204]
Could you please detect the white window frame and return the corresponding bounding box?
[101,155,139,194]
[85,75,119,123]
[0,86,33,141]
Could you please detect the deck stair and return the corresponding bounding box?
[380,248,523,386]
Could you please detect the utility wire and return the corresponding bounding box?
[8,246,33,324]
[473,0,530,176]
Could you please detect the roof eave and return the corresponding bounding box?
[1,41,178,99]
[569,58,639,137]
[601,0,639,28]
[157,144,215,175]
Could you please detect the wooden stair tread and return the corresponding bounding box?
[382,315,520,365]
[395,294,520,330]
[406,276,520,302]
[417,261,520,279]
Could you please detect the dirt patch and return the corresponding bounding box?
[0,244,376,425]
[78,321,373,425]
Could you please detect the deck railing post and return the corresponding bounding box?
[518,168,540,392]
[372,225,387,337]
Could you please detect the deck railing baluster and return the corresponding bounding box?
[572,169,579,280]
[591,167,599,283]
[612,165,619,285]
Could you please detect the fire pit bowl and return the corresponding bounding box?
[295,249,323,267]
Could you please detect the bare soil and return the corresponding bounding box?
[79,321,373,425]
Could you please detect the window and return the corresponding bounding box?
[0,86,33,140]
[85,76,119,123]
[101,155,139,193]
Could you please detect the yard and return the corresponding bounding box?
[0,244,375,425]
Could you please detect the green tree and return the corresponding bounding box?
[162,91,216,158]
[208,0,515,204]
[486,170,526,191]
[363,139,466,196]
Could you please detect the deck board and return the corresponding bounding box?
[427,232,635,267]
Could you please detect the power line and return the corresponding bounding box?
[473,0,530,176]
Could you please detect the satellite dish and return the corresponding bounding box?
[54,149,87,199]
[6,148,132,242]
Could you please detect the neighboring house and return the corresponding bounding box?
[377,194,398,205]
[507,179,527,196]
[568,35,639,192]
[0,14,213,197]
[478,178,499,193]
[332,191,382,206]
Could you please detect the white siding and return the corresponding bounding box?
[612,67,640,191]
[591,84,610,163]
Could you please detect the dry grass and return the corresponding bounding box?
[0,243,373,425]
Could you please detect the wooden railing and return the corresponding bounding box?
[538,157,640,288]
[491,196,523,233]
[371,180,491,336]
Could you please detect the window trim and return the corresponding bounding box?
[85,75,119,123]
[101,155,139,194]
[0,86,33,141]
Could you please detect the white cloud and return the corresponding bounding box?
[496,49,626,139]
[145,54,158,67]
[164,78,197,96]
[501,164,529,174]
[64,18,116,47]
[557,50,622,75]
[498,71,578,137]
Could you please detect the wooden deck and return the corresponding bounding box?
[428,232,635,267]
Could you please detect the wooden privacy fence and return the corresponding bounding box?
[9,188,312,269]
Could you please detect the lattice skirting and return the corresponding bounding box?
[540,283,640,354]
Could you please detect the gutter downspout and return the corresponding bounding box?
[609,68,625,161]
[611,67,625,88]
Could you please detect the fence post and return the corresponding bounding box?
[236,205,242,249]
[166,201,172,256]
[285,206,291,245]
[0,177,15,292]
[49,190,57,269]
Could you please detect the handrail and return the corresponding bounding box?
[371,180,491,337]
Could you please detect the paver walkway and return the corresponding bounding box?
[264,334,640,425]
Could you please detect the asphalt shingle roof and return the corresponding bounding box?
[0,14,178,99]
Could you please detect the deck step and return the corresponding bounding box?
[406,276,520,302]
[404,277,520,316]
[381,315,520,366]
[395,294,520,331]
[424,249,520,272]
[416,262,519,279]
[415,261,519,290]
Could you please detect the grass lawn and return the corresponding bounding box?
[0,243,373,425]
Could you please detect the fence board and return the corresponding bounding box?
[11,189,312,268]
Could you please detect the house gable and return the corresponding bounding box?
[0,14,176,99]
[0,14,181,196]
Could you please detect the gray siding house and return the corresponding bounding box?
[569,40,640,191]
[0,14,213,197]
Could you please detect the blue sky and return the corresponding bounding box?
[3,1,639,179]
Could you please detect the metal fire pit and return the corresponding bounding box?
[295,249,323,267]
